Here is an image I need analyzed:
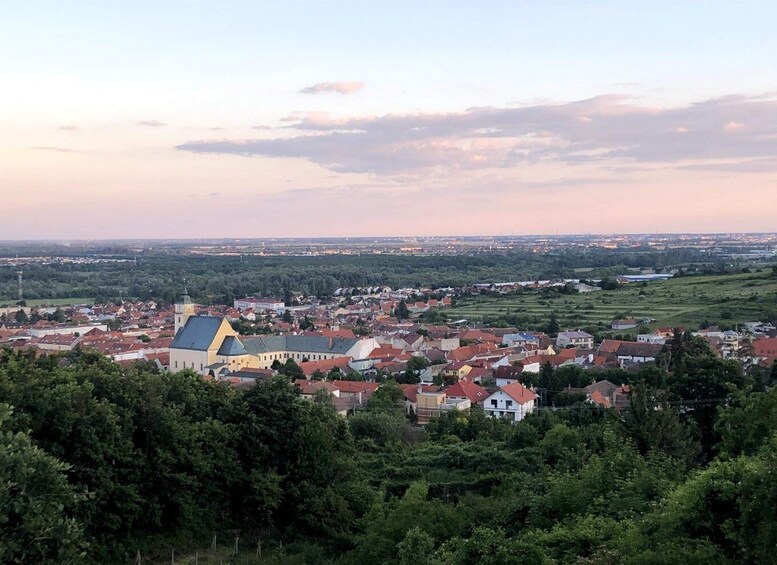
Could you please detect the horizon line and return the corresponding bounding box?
[0,231,776,244]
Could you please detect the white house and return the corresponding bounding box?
[556,330,594,349]
[501,333,540,348]
[637,334,667,345]
[233,297,286,313]
[483,382,537,423]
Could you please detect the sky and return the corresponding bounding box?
[1,1,776,239]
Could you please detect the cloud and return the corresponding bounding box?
[32,146,74,152]
[137,120,166,127]
[57,125,77,131]
[299,81,364,95]
[176,93,777,175]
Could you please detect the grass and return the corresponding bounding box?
[27,297,95,306]
[448,271,777,334]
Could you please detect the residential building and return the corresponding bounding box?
[484,382,537,422]
[556,330,594,349]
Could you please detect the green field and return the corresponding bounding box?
[8,297,95,307]
[448,271,777,333]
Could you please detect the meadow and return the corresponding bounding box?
[448,270,777,334]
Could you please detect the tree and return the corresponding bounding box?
[715,387,777,458]
[670,353,748,455]
[367,379,406,413]
[279,358,304,379]
[437,527,546,565]
[398,527,434,565]
[621,384,700,465]
[299,315,313,330]
[311,369,326,381]
[398,355,428,384]
[0,404,87,563]
[14,309,28,324]
[546,312,559,336]
[396,300,411,321]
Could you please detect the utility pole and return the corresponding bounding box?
[16,271,23,302]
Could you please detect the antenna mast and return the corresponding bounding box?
[16,271,23,302]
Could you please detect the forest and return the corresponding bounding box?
[0,246,732,305]
[2,335,777,564]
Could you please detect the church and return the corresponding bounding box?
[169,292,378,376]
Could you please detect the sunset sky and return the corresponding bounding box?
[2,1,776,239]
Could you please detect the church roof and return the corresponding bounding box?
[217,335,248,356]
[171,314,361,356]
[171,315,223,350]
[240,335,358,355]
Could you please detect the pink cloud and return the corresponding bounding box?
[299,81,364,95]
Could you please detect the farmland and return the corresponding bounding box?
[448,270,777,334]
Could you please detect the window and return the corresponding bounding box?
[175,361,178,368]
[490,399,497,407]
[506,400,513,408]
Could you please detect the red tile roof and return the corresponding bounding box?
[444,380,489,404]
[499,382,538,404]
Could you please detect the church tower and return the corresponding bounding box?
[174,283,195,334]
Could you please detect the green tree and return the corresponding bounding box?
[398,355,428,384]
[0,404,87,564]
[396,300,411,321]
[437,527,547,565]
[398,527,434,565]
[278,358,304,379]
[546,312,559,336]
[621,384,700,465]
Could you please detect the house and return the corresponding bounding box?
[35,333,81,352]
[234,297,286,313]
[295,379,340,399]
[298,357,352,378]
[415,390,471,424]
[441,361,473,382]
[483,382,537,422]
[494,365,524,386]
[459,329,501,344]
[597,340,662,367]
[754,337,777,365]
[400,384,441,414]
[501,333,540,348]
[636,333,667,345]
[332,380,379,399]
[611,319,638,330]
[444,380,489,405]
[556,330,594,349]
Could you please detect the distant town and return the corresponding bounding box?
[2,251,775,424]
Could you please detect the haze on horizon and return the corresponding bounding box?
[2,1,776,240]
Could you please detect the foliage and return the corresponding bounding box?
[1,346,775,563]
[0,404,87,564]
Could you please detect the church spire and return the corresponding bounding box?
[175,280,195,333]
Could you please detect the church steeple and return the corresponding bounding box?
[174,280,195,334]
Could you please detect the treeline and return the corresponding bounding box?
[2,341,777,563]
[0,247,721,304]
